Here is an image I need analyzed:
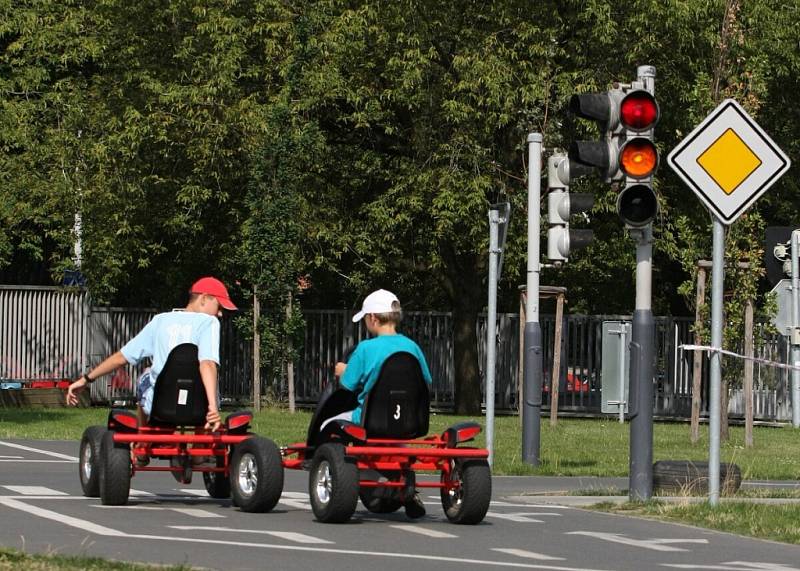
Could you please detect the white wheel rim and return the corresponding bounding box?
[81,443,93,480]
[315,461,332,506]
[237,453,258,497]
[445,464,463,507]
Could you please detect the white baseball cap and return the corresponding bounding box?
[352,289,400,322]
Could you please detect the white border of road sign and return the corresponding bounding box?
[667,99,791,225]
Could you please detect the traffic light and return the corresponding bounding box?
[765,226,794,286]
[568,76,660,227]
[546,154,594,262]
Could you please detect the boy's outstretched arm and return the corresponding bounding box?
[66,351,129,406]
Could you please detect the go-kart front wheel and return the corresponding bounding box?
[309,443,358,523]
[440,458,491,524]
[99,431,131,506]
[79,426,106,497]
[230,437,283,512]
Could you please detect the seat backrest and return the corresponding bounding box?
[149,343,208,426]
[362,351,429,439]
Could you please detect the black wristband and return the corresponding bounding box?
[82,374,94,384]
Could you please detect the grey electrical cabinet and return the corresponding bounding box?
[601,321,631,415]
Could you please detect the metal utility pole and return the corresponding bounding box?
[522,133,543,466]
[628,224,655,501]
[707,219,725,505]
[791,230,800,428]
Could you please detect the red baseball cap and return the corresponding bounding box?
[190,277,238,311]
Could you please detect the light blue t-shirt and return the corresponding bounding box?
[340,334,433,425]
[121,310,220,379]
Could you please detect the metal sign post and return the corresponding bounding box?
[522,133,543,466]
[486,203,510,466]
[669,99,791,505]
[791,231,800,427]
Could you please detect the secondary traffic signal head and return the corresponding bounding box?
[546,154,594,262]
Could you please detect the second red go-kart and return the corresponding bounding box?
[282,352,492,524]
[78,344,283,512]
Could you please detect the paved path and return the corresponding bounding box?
[2,439,800,571]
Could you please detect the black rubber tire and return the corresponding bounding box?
[440,459,491,524]
[79,426,106,497]
[359,488,403,513]
[653,460,742,495]
[99,431,131,506]
[203,452,231,499]
[309,443,358,523]
[359,469,402,513]
[230,437,283,512]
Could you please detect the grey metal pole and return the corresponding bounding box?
[791,230,800,428]
[708,218,725,505]
[629,225,655,501]
[486,207,500,465]
[522,133,543,465]
[618,325,627,423]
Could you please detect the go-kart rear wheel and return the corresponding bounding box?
[309,443,358,523]
[79,426,106,497]
[359,488,403,513]
[440,459,491,524]
[230,437,283,512]
[99,431,131,506]
[203,453,231,499]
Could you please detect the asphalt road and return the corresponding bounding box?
[1,438,799,571]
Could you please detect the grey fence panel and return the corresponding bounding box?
[0,286,88,383]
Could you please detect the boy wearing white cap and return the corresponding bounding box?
[333,288,432,518]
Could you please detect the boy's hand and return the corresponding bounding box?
[334,362,347,378]
[66,377,87,406]
[205,409,221,431]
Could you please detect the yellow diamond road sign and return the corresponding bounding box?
[668,99,790,225]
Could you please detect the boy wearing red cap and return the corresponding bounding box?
[67,277,237,437]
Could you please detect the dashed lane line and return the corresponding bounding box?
[0,497,124,536]
[94,505,223,518]
[567,531,709,552]
[493,549,565,561]
[3,486,68,496]
[389,524,458,538]
[169,526,333,544]
[0,441,78,461]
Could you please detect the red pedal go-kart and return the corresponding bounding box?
[78,344,283,512]
[282,352,491,524]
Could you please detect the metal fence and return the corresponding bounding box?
[0,286,793,421]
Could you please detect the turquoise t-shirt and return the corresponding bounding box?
[340,334,433,424]
[120,310,220,379]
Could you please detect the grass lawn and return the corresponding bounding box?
[3,407,800,479]
[0,548,189,570]
[596,500,800,544]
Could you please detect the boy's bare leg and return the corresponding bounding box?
[133,405,149,466]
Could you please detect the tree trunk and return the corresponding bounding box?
[452,297,482,415]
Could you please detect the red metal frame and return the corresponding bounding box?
[112,426,253,476]
[281,431,489,491]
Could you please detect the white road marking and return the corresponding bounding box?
[568,531,709,552]
[4,486,68,496]
[0,497,619,570]
[94,505,222,518]
[663,563,800,570]
[493,549,565,561]
[169,526,333,544]
[0,497,124,536]
[0,455,23,459]
[490,500,574,509]
[278,491,311,510]
[486,511,563,523]
[178,489,209,497]
[0,441,78,461]
[0,459,74,463]
[170,508,223,518]
[129,489,155,496]
[389,524,458,538]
